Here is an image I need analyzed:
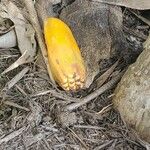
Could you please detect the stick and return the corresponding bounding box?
[3,100,30,112]
[0,127,26,144]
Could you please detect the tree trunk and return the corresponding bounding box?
[113,35,150,143]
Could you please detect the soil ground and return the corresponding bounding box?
[0,1,149,150]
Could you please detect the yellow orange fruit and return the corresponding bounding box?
[44,18,86,91]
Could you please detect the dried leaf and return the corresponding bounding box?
[2,66,29,91]
[91,0,150,10]
[24,0,55,84]
[0,29,17,48]
[1,51,30,74]
[0,1,36,73]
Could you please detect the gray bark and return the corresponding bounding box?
[113,36,150,143]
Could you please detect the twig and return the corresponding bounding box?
[0,126,26,144]
[107,139,117,150]
[68,127,89,150]
[95,104,113,115]
[96,60,119,88]
[40,125,58,132]
[32,90,78,102]
[130,10,150,26]
[123,26,147,40]
[0,54,18,60]
[94,140,114,150]
[2,67,29,91]
[24,0,55,84]
[64,72,123,111]
[24,133,46,148]
[73,125,106,130]
[3,100,30,112]
[41,139,53,150]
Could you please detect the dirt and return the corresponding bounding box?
[0,0,149,150]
